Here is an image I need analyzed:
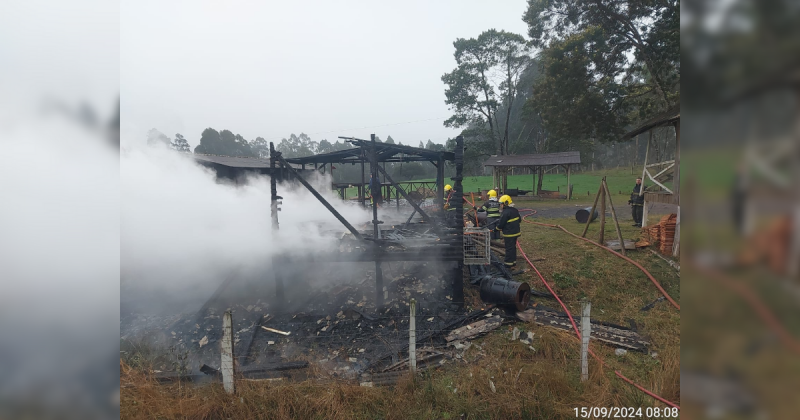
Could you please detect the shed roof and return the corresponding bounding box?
[623,103,680,139]
[193,154,302,169]
[483,151,581,167]
[285,138,454,165]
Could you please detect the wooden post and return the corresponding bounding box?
[672,120,680,257]
[640,131,651,197]
[599,179,606,245]
[580,301,591,382]
[409,298,417,373]
[222,310,235,394]
[672,206,680,257]
[642,195,649,227]
[566,164,571,200]
[603,179,627,257]
[581,184,604,238]
[360,157,366,207]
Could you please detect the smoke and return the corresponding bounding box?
[120,140,373,314]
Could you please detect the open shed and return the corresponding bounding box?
[483,151,581,199]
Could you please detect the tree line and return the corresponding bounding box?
[442,0,679,178]
[145,127,452,183]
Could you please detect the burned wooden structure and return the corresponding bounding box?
[270,135,466,309]
[483,151,581,199]
[193,154,310,183]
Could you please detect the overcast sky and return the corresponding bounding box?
[121,0,530,148]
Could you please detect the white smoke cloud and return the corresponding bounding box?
[120,139,373,309]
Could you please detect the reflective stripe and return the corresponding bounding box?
[487,214,501,218]
[501,232,521,238]
[507,217,520,223]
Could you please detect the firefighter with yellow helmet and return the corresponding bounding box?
[443,184,455,211]
[474,189,501,239]
[495,194,521,267]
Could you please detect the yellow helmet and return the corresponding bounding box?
[487,189,497,198]
[499,195,512,205]
[444,184,452,192]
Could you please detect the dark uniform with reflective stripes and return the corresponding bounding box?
[444,190,459,227]
[479,199,501,239]
[495,205,521,267]
[630,184,644,227]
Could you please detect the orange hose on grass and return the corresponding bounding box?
[516,241,681,409]
[517,209,680,310]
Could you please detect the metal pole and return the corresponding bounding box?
[409,298,417,373]
[580,301,591,382]
[222,310,235,394]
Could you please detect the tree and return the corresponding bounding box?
[523,0,679,142]
[442,29,532,156]
[147,128,171,148]
[276,133,318,158]
[249,137,268,158]
[317,139,333,154]
[194,128,223,155]
[171,133,191,152]
[418,141,425,149]
[385,136,395,144]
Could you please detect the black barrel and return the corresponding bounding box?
[479,277,531,312]
[575,207,599,224]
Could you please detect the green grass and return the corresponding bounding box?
[342,167,648,201]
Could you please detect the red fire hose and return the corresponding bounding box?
[517,209,680,310]
[515,241,681,409]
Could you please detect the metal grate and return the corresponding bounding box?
[463,227,491,265]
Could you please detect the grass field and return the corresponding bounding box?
[344,167,648,201]
[121,203,681,419]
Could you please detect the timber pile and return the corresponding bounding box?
[659,214,677,255]
[643,224,661,243]
[445,316,502,342]
[516,308,650,352]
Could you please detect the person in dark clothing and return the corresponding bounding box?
[442,184,462,227]
[495,195,521,267]
[474,189,501,239]
[628,178,645,227]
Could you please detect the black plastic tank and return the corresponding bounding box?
[575,207,599,224]
[479,277,531,312]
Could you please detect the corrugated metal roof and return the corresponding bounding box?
[483,151,581,167]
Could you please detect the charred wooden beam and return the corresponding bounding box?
[273,151,363,240]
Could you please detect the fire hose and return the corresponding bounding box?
[517,209,679,310]
[515,240,681,409]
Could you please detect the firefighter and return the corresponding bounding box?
[474,189,501,239]
[443,184,455,211]
[495,195,521,267]
[628,178,644,227]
